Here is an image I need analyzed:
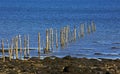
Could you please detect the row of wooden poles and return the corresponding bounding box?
[59,21,96,48]
[0,21,96,62]
[1,34,30,62]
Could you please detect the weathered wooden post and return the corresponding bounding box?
[49,28,54,50]
[12,38,15,59]
[63,27,66,47]
[66,26,70,44]
[80,24,84,37]
[51,28,54,50]
[73,25,76,41]
[38,32,40,58]
[15,36,18,60]
[78,25,81,39]
[9,42,12,61]
[68,26,70,43]
[7,39,9,54]
[45,29,49,53]
[48,29,51,50]
[18,34,22,60]
[55,29,58,49]
[27,34,30,57]
[60,28,64,48]
[9,40,13,61]
[70,30,74,42]
[91,21,96,32]
[1,39,5,62]
[14,38,16,59]
[7,40,11,61]
[68,27,71,43]
[63,27,66,45]
[60,28,62,47]
[9,45,12,61]
[64,27,66,45]
[64,26,67,45]
[24,35,27,58]
[87,25,91,34]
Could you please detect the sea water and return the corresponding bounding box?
[0,0,120,59]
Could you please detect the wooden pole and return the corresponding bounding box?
[15,36,18,60]
[27,34,30,57]
[65,27,67,44]
[48,29,51,50]
[80,24,84,37]
[60,28,62,47]
[38,32,40,57]
[60,29,62,47]
[9,44,12,61]
[14,38,16,59]
[24,35,27,58]
[63,27,66,45]
[45,29,49,53]
[87,25,91,34]
[78,25,81,39]
[49,28,52,50]
[73,25,76,41]
[68,27,71,43]
[60,28,64,48]
[91,21,96,32]
[69,30,72,43]
[7,40,11,61]
[7,40,9,54]
[66,26,70,44]
[51,28,54,50]
[9,41,12,61]
[1,39,5,62]
[18,34,22,60]
[66,26,69,44]
[10,39,13,61]
[63,27,65,47]
[70,30,74,42]
[12,38,15,59]
[55,29,58,49]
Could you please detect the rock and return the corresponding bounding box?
[8,70,18,74]
[0,56,120,74]
[63,65,80,73]
[5,69,9,72]
[17,70,21,73]
[106,71,110,74]
[29,57,40,61]
[13,68,16,70]
[63,55,72,60]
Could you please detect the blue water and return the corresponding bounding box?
[0,0,120,59]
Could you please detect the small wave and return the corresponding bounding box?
[94,52,120,56]
[94,53,103,55]
[105,53,119,56]
[82,48,93,50]
[112,42,120,44]
[75,53,87,56]
[111,46,120,49]
[93,41,112,45]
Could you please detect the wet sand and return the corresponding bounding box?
[0,56,120,74]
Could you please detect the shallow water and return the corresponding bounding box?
[0,0,120,59]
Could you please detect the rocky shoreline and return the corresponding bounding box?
[0,56,120,74]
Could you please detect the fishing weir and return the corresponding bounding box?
[0,21,96,61]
